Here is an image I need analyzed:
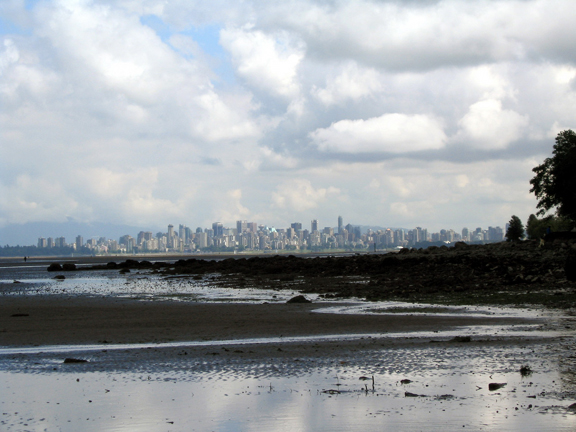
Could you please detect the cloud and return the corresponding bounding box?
[272,179,340,212]
[266,0,576,71]
[310,113,447,153]
[455,99,529,149]
[220,26,304,98]
[311,62,383,106]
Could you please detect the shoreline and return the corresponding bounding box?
[0,294,547,348]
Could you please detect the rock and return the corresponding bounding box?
[405,391,426,397]
[565,250,576,281]
[488,383,507,391]
[286,295,311,304]
[10,313,29,317]
[62,263,76,271]
[47,263,62,272]
[63,358,88,363]
[53,275,65,280]
[106,262,118,269]
[450,336,472,343]
[400,379,412,384]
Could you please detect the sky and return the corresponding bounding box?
[1,0,575,241]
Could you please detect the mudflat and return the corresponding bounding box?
[0,295,535,347]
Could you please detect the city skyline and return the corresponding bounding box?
[30,215,505,254]
[1,1,570,242]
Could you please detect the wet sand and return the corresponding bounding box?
[0,295,541,348]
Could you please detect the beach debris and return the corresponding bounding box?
[10,313,29,317]
[63,358,88,363]
[286,295,311,304]
[488,383,507,391]
[322,389,341,394]
[568,403,576,411]
[53,275,65,280]
[449,336,472,343]
[400,379,412,385]
[520,365,533,377]
[436,394,455,400]
[405,391,427,397]
[12,280,21,283]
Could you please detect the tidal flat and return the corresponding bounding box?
[1,254,576,431]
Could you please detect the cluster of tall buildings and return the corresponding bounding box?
[36,217,505,254]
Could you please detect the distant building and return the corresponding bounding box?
[212,222,224,237]
[338,216,343,234]
[237,220,248,234]
[291,222,302,231]
[311,219,318,232]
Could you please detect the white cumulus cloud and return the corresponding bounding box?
[220,26,304,98]
[310,113,447,153]
[456,99,529,149]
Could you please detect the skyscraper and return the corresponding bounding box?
[237,220,248,234]
[311,219,318,232]
[212,222,224,237]
[338,216,343,234]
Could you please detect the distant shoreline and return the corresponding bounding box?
[0,250,389,266]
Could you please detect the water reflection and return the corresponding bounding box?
[2,341,576,431]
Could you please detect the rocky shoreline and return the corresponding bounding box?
[49,240,576,309]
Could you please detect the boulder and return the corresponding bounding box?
[287,295,311,304]
[47,263,62,272]
[565,250,576,282]
[488,383,507,391]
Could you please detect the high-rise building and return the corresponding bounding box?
[323,227,334,236]
[168,224,175,239]
[212,222,224,237]
[76,235,83,250]
[291,222,302,231]
[37,237,47,248]
[311,219,318,232]
[237,220,248,234]
[247,222,258,233]
[338,216,343,234]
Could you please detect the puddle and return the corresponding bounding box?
[2,340,576,431]
[318,302,558,319]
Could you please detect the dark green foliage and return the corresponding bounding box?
[530,130,576,224]
[526,214,572,239]
[506,215,525,241]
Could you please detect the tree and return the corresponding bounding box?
[506,215,525,241]
[526,213,572,239]
[530,130,576,226]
